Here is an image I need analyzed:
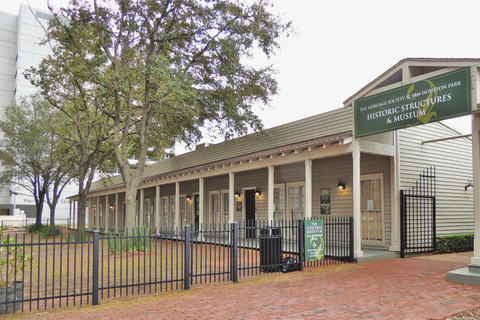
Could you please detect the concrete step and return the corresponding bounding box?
[357,250,399,263]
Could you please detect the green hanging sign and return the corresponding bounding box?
[355,67,471,137]
[304,219,325,262]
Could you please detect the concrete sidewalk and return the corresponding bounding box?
[8,256,480,320]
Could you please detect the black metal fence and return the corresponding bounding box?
[400,166,436,258]
[0,217,353,314]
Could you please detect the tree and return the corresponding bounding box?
[28,0,291,229]
[0,95,73,227]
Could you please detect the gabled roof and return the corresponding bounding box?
[343,58,480,108]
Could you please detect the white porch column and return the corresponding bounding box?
[115,193,119,232]
[471,113,480,265]
[105,195,109,229]
[139,189,144,227]
[389,131,401,251]
[199,178,205,230]
[353,139,363,258]
[268,166,275,221]
[229,172,235,223]
[305,159,312,219]
[175,182,180,230]
[155,185,160,231]
[95,196,100,230]
[69,200,72,228]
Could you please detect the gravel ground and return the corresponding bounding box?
[443,307,480,320]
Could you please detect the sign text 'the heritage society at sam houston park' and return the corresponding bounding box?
[355,67,471,138]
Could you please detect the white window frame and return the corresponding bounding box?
[179,195,186,230]
[161,196,170,228]
[91,204,97,228]
[144,198,151,228]
[170,195,176,227]
[209,191,221,225]
[273,184,285,222]
[287,182,305,221]
[221,189,229,226]
[99,204,103,228]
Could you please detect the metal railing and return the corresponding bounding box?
[0,217,353,314]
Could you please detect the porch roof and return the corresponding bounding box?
[89,104,355,194]
[90,126,353,194]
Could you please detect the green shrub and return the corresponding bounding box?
[436,233,474,253]
[27,224,61,238]
[26,223,43,234]
[108,228,152,255]
[0,230,31,287]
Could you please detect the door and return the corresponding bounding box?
[194,194,200,232]
[245,190,256,239]
[361,174,384,245]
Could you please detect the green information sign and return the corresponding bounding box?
[355,67,471,138]
[304,220,325,262]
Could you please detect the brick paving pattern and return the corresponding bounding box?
[7,258,480,320]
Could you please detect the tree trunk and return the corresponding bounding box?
[77,188,87,234]
[35,190,46,227]
[124,190,137,230]
[49,203,55,232]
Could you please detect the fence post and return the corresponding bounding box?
[184,225,191,290]
[400,190,405,258]
[298,219,304,271]
[92,230,99,305]
[231,223,238,283]
[349,216,354,262]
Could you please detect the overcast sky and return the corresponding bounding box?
[4,0,478,152]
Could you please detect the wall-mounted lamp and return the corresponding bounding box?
[186,195,192,201]
[255,188,261,196]
[465,180,474,192]
[235,191,241,198]
[337,179,346,190]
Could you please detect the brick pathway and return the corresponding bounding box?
[7,258,480,320]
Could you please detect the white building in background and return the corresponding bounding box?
[0,5,77,223]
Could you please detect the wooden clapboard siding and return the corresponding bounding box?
[235,169,268,220]
[311,156,353,217]
[275,162,305,184]
[398,122,473,236]
[310,154,392,247]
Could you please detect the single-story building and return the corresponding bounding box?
[82,58,479,259]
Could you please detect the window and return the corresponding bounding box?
[222,191,229,225]
[288,183,305,221]
[210,192,220,225]
[35,11,53,20]
[99,204,103,228]
[179,196,186,230]
[161,197,170,228]
[144,199,151,228]
[170,196,176,227]
[91,205,97,228]
[273,185,285,221]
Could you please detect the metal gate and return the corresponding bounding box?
[400,166,436,258]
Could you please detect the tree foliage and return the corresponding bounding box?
[0,95,73,227]
[28,0,291,228]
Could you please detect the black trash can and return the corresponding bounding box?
[259,226,283,272]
